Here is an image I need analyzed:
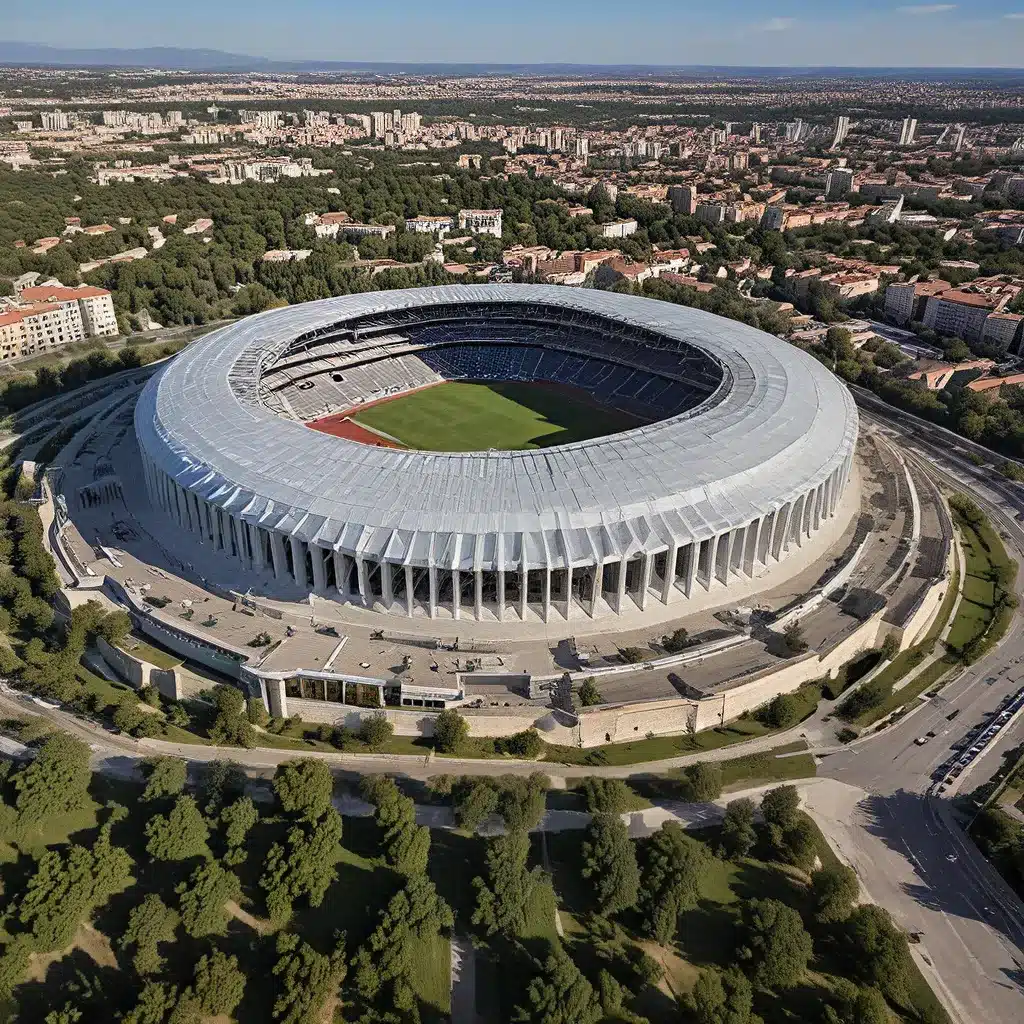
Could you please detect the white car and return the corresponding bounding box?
[914,736,930,746]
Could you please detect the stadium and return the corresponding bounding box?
[134,284,859,628]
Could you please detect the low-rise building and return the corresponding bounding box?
[458,209,503,237]
[19,284,119,338]
[405,215,454,235]
[599,218,638,238]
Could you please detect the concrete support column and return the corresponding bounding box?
[333,551,348,597]
[270,533,288,580]
[290,537,307,587]
[357,558,370,606]
[519,569,528,621]
[381,561,394,609]
[566,566,575,620]
[474,570,483,620]
[638,555,652,610]
[428,566,438,618]
[265,677,287,719]
[496,570,505,622]
[310,544,327,593]
[543,568,552,623]
[661,544,678,604]
[249,524,265,570]
[452,569,461,620]
[772,503,793,559]
[405,566,415,616]
[616,556,628,613]
[215,509,227,551]
[189,494,203,543]
[686,545,698,597]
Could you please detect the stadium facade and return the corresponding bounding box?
[135,285,858,624]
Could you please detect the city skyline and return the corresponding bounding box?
[5,0,1024,68]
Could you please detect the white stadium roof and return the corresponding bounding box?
[135,284,858,570]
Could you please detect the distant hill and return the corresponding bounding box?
[0,42,1021,77]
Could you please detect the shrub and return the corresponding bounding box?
[578,677,602,706]
[495,728,543,759]
[433,709,469,754]
[359,712,394,749]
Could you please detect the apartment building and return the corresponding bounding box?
[922,290,1010,342]
[599,219,639,238]
[405,215,454,235]
[458,209,503,238]
[884,280,952,325]
[19,284,119,339]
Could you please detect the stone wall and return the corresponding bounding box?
[96,635,184,701]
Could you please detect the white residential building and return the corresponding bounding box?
[19,285,119,339]
[458,209,503,238]
[405,215,454,235]
[599,219,639,238]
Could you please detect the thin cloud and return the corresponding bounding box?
[896,4,957,13]
[1004,11,1024,17]
[760,17,796,31]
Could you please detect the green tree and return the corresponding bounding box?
[361,776,430,876]
[453,779,499,832]
[782,620,809,654]
[638,822,710,944]
[120,894,180,975]
[581,812,640,916]
[496,773,548,832]
[579,777,634,814]
[193,949,246,1017]
[208,684,254,747]
[513,947,603,1024]
[13,731,91,825]
[880,632,900,661]
[121,982,180,1024]
[145,795,210,861]
[201,760,246,814]
[0,935,33,999]
[221,795,259,849]
[472,831,539,937]
[271,931,347,1024]
[259,810,343,922]
[433,708,469,753]
[720,798,758,859]
[578,677,602,706]
[738,897,813,991]
[141,756,187,802]
[685,966,755,1024]
[177,861,241,937]
[844,904,914,1003]
[823,985,892,1024]
[44,1006,83,1024]
[273,758,334,822]
[682,762,723,802]
[359,711,394,749]
[661,627,692,653]
[759,692,802,729]
[812,863,860,924]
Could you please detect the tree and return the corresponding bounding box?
[758,692,802,729]
[782,620,809,654]
[844,904,914,1003]
[44,1007,83,1024]
[208,684,254,747]
[720,798,758,859]
[13,731,91,825]
[581,812,640,916]
[686,966,755,1024]
[121,982,180,1024]
[361,776,430,876]
[273,758,334,822]
[880,632,900,661]
[738,897,813,991]
[472,831,539,937]
[812,863,860,924]
[193,949,246,1017]
[247,697,270,727]
[221,795,259,849]
[145,795,210,861]
[823,986,892,1024]
[453,779,499,832]
[271,931,347,1024]
[578,677,602,706]
[177,861,241,937]
[496,773,548,832]
[433,708,469,753]
[141,756,187,802]
[259,809,343,921]
[495,728,544,758]
[201,760,246,814]
[359,711,394,749]
[579,777,634,814]
[682,762,723,802]
[513,948,603,1024]
[0,935,34,999]
[662,627,692,653]
[761,785,800,830]
[120,894,180,975]
[638,822,710,944]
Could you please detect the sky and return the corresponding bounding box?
[6,0,1024,67]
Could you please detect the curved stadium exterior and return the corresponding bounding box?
[135,284,859,624]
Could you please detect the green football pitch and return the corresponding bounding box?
[352,381,645,452]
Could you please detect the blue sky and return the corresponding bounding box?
[7,0,1024,66]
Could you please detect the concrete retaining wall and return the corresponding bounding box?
[96,635,185,701]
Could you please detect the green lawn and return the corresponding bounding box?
[353,380,644,452]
